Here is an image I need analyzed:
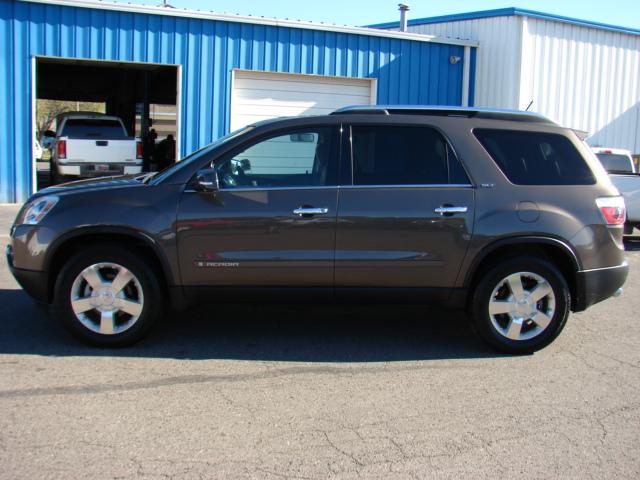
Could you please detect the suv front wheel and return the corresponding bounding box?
[471,256,570,354]
[53,245,163,347]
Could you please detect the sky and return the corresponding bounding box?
[109,0,640,30]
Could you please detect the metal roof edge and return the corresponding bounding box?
[368,7,640,36]
[18,0,478,47]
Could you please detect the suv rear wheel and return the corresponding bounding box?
[53,245,163,347]
[471,256,570,354]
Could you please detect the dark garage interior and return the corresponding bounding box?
[35,57,178,189]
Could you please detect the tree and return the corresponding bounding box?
[35,99,105,141]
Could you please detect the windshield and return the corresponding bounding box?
[596,153,634,173]
[150,126,253,184]
[61,119,128,138]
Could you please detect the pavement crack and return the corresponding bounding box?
[216,388,256,421]
[594,351,640,370]
[322,431,365,467]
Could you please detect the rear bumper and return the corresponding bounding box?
[57,163,142,177]
[6,245,50,303]
[574,262,629,312]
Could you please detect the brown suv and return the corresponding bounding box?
[6,106,629,353]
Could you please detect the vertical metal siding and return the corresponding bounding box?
[408,13,640,153]
[521,18,640,152]
[407,16,522,109]
[0,0,472,202]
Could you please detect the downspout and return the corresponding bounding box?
[461,46,471,107]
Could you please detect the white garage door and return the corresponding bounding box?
[230,70,376,131]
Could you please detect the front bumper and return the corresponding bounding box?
[574,262,629,312]
[6,245,50,303]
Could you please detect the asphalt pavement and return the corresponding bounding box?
[0,207,639,479]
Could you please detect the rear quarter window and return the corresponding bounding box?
[474,129,595,185]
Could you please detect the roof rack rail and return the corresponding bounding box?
[331,105,555,124]
[331,107,390,115]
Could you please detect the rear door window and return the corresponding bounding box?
[350,125,469,186]
[474,129,595,185]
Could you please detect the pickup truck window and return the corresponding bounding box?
[595,153,635,173]
[474,129,595,185]
[61,119,128,138]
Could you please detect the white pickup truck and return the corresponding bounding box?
[592,147,640,234]
[51,112,143,184]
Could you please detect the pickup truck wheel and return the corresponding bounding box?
[53,246,162,347]
[50,167,67,186]
[623,223,635,235]
[471,257,570,354]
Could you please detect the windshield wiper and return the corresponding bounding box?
[134,172,158,184]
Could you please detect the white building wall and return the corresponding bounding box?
[520,18,640,153]
[407,17,523,109]
[406,14,640,153]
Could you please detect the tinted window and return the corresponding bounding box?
[216,127,337,189]
[595,153,634,173]
[62,119,128,138]
[474,129,595,185]
[351,126,469,186]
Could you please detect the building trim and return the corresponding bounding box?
[19,0,478,46]
[369,7,640,37]
[30,56,37,195]
[461,46,470,107]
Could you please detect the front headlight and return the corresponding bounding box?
[20,196,59,225]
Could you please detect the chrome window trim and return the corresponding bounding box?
[184,183,474,193]
[184,185,339,193]
[341,184,474,189]
[219,185,339,192]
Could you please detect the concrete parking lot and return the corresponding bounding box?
[1,204,639,479]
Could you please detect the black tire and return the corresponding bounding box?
[53,245,163,347]
[50,164,66,185]
[471,256,570,354]
[623,223,635,235]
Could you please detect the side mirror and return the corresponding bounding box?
[195,168,220,193]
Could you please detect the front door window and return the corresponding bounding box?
[216,127,337,189]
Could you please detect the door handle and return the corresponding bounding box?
[293,207,329,216]
[434,206,468,215]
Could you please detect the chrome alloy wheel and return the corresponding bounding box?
[488,271,556,341]
[70,263,144,335]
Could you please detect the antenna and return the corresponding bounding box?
[525,100,533,111]
[158,0,175,8]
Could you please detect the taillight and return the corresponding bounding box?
[596,197,626,225]
[136,141,143,160]
[57,140,67,159]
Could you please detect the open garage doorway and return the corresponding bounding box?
[34,57,179,190]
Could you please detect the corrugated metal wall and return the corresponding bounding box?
[407,16,523,109]
[408,14,640,154]
[0,0,473,203]
[521,18,640,152]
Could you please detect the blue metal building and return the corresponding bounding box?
[0,0,477,203]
